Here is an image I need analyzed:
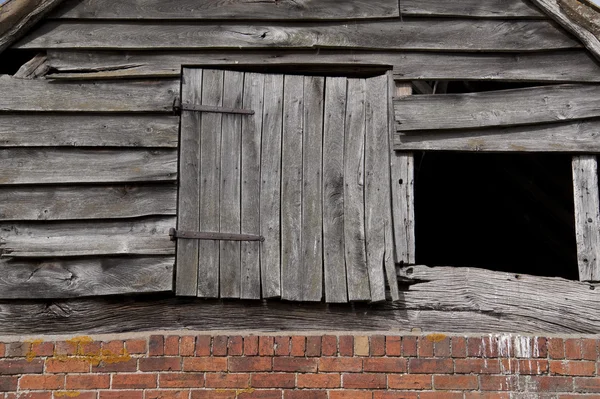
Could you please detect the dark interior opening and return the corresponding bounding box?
[414,152,579,280]
[0,50,40,75]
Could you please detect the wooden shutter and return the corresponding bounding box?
[175,68,399,302]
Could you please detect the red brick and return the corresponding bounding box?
[369,336,385,357]
[244,336,259,356]
[149,335,164,356]
[532,376,574,392]
[274,337,291,356]
[191,390,236,399]
[582,339,598,360]
[228,336,243,356]
[145,390,190,399]
[329,390,371,399]
[464,394,510,399]
[388,374,431,390]
[205,373,250,388]
[66,374,110,389]
[213,336,228,356]
[343,373,386,389]
[54,341,78,356]
[0,343,5,357]
[559,395,600,399]
[259,336,274,356]
[420,393,463,399]
[338,336,353,357]
[273,357,318,373]
[284,390,328,399]
[549,338,565,359]
[0,376,17,392]
[434,375,478,390]
[434,337,451,357]
[20,375,64,390]
[550,360,596,376]
[27,341,54,357]
[451,337,467,358]
[408,358,453,374]
[0,359,43,375]
[535,337,549,358]
[566,339,582,360]
[112,373,158,389]
[297,374,341,388]
[500,359,548,375]
[56,392,97,399]
[45,358,90,373]
[418,336,434,357]
[159,372,204,388]
[164,336,180,356]
[229,357,272,372]
[251,373,295,388]
[374,392,419,399]
[195,336,211,357]
[238,390,282,399]
[100,392,143,399]
[574,377,600,392]
[319,358,362,372]
[183,357,227,372]
[322,336,337,357]
[179,336,195,357]
[139,357,181,371]
[363,358,407,373]
[6,342,28,357]
[480,375,519,391]
[386,336,401,357]
[81,341,102,356]
[125,339,147,355]
[290,336,306,357]
[468,337,484,357]
[455,358,501,374]
[402,336,417,357]
[306,336,321,357]
[12,394,52,399]
[92,358,137,372]
[102,340,124,355]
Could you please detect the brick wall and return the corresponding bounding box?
[0,333,599,399]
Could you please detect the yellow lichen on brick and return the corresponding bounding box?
[24,339,44,362]
[49,336,131,366]
[66,336,94,355]
[426,333,447,343]
[55,391,81,398]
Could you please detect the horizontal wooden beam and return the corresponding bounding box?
[0,216,175,258]
[15,20,580,52]
[395,84,600,132]
[394,118,600,152]
[0,148,177,185]
[0,256,174,299]
[0,76,178,112]
[399,0,545,18]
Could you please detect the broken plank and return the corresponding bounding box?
[0,256,174,299]
[16,20,580,52]
[0,114,178,147]
[400,0,545,18]
[572,155,600,282]
[0,76,178,113]
[51,0,399,20]
[0,148,177,185]
[395,84,600,132]
[0,185,176,221]
[0,217,175,258]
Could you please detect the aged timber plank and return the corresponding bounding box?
[300,76,324,302]
[400,0,544,18]
[0,76,178,112]
[46,50,600,83]
[364,74,397,302]
[572,156,600,282]
[219,70,244,299]
[176,68,202,296]
[51,0,399,19]
[0,148,177,185]
[197,69,223,298]
[0,114,178,148]
[0,217,175,258]
[0,185,177,221]
[395,119,600,153]
[259,74,283,299]
[240,72,264,300]
[344,79,370,302]
[281,75,304,302]
[15,20,580,52]
[395,84,600,132]
[323,77,348,304]
[0,256,174,299]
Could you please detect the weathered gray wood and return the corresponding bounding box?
[46,50,600,83]
[0,217,175,258]
[51,0,399,20]
[400,0,545,18]
[572,156,600,282]
[176,68,202,296]
[396,84,600,133]
[219,70,244,299]
[0,114,178,148]
[240,72,264,300]
[16,20,580,52]
[0,76,178,113]
[259,74,283,299]
[0,185,176,221]
[197,69,223,298]
[300,76,324,302]
[0,256,174,299]
[281,75,304,302]
[323,77,348,304]
[395,119,600,153]
[13,53,48,79]
[344,79,370,302]
[0,148,177,185]
[364,74,397,302]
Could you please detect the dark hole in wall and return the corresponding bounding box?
[414,152,579,280]
[0,50,39,75]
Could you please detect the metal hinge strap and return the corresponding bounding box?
[169,228,264,242]
[173,99,254,115]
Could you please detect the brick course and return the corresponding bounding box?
[0,334,599,398]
